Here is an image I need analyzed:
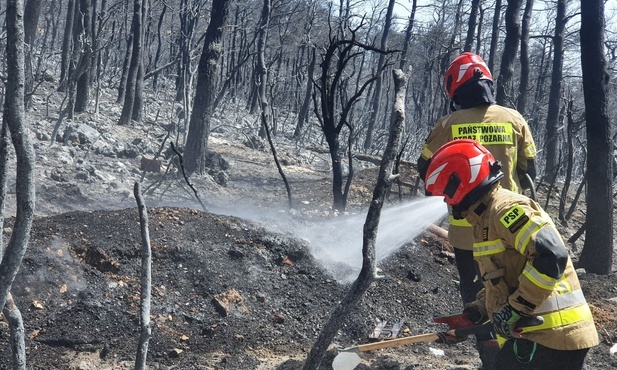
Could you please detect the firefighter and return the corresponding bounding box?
[417,52,537,366]
[424,139,599,370]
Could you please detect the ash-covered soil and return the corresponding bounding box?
[1,84,616,369]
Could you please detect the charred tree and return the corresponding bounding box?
[398,0,417,71]
[463,0,481,52]
[59,0,77,91]
[74,0,93,112]
[91,0,107,114]
[1,0,36,313]
[117,33,133,104]
[579,0,613,274]
[184,0,230,175]
[516,0,534,115]
[3,294,26,369]
[294,47,316,139]
[439,0,464,117]
[131,0,148,123]
[294,2,318,139]
[475,3,485,54]
[24,0,43,47]
[118,0,143,125]
[495,0,523,106]
[0,123,8,247]
[23,0,43,108]
[558,99,575,221]
[151,3,167,90]
[133,182,152,370]
[544,0,567,180]
[1,3,36,368]
[174,0,200,103]
[487,0,502,72]
[303,68,407,370]
[256,0,272,139]
[363,0,395,151]
[313,29,389,212]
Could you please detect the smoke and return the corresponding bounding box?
[210,197,448,283]
[12,236,88,299]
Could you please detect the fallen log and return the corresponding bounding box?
[426,224,448,239]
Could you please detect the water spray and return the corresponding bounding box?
[294,197,447,282]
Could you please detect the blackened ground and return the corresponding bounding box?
[1,194,616,369]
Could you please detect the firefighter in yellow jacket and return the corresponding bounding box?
[425,139,599,369]
[419,53,537,366]
[418,52,537,303]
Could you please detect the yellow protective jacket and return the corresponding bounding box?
[419,104,537,250]
[466,186,599,351]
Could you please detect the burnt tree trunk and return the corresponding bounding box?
[132,0,148,123]
[439,0,463,116]
[1,4,36,367]
[59,0,77,91]
[0,0,36,315]
[117,33,133,104]
[3,294,26,369]
[151,3,166,90]
[294,47,316,139]
[303,68,407,370]
[487,0,502,72]
[544,0,567,180]
[118,0,143,125]
[516,0,534,115]
[313,31,389,212]
[579,0,613,274]
[184,0,230,175]
[398,0,417,71]
[495,0,523,106]
[23,0,43,108]
[133,182,152,370]
[558,99,575,221]
[256,0,271,139]
[363,0,395,151]
[74,0,93,112]
[463,0,480,52]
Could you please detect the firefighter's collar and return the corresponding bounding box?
[466,186,499,223]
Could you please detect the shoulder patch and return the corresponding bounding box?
[500,205,526,231]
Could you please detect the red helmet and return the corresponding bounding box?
[444,52,493,99]
[425,139,503,209]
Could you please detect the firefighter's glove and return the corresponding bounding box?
[517,170,529,189]
[463,304,488,324]
[435,330,467,345]
[434,312,474,330]
[433,307,482,345]
[492,305,525,339]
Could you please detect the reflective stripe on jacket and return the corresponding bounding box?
[466,187,599,351]
[421,104,536,251]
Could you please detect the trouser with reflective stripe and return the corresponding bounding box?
[494,338,590,370]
